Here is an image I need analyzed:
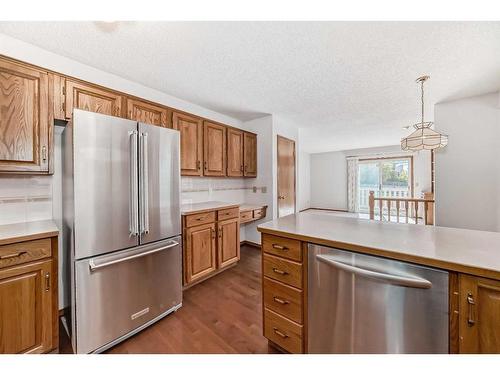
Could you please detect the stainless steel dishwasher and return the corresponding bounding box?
[308,244,449,353]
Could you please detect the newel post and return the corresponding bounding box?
[369,191,375,220]
[424,192,434,225]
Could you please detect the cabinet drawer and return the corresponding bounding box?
[240,210,253,223]
[262,234,302,262]
[185,211,216,228]
[264,308,303,353]
[264,277,303,324]
[217,207,239,221]
[263,254,302,289]
[253,209,264,219]
[0,238,51,269]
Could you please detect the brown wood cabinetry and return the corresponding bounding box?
[458,274,500,353]
[184,222,217,284]
[0,58,50,173]
[182,206,241,287]
[261,233,307,353]
[227,128,244,177]
[203,121,226,176]
[173,112,203,176]
[243,132,257,177]
[65,79,123,119]
[125,97,169,127]
[217,218,240,268]
[0,235,58,354]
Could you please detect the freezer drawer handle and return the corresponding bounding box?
[316,254,432,289]
[88,241,179,271]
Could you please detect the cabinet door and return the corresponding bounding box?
[0,260,53,353]
[173,112,203,176]
[65,79,123,119]
[227,128,244,177]
[184,223,217,284]
[243,132,257,177]
[0,58,49,173]
[126,98,169,127]
[459,274,500,353]
[203,121,226,176]
[217,218,240,268]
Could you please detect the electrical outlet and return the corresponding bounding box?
[253,186,257,193]
[261,186,267,193]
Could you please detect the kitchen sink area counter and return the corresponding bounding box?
[257,212,500,354]
[181,201,241,215]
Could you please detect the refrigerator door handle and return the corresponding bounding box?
[129,130,139,236]
[139,131,149,234]
[88,240,179,271]
[316,254,432,289]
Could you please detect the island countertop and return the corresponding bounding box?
[257,212,500,280]
[0,219,59,246]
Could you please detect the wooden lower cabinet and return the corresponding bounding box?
[183,208,241,287]
[458,274,500,353]
[184,223,217,284]
[0,235,58,354]
[217,218,240,268]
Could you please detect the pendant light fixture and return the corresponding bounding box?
[401,75,448,151]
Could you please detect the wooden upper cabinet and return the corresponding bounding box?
[126,98,169,127]
[459,274,500,353]
[0,260,53,353]
[243,132,257,177]
[173,112,203,176]
[217,218,240,269]
[227,128,244,177]
[203,121,226,177]
[0,58,50,173]
[65,79,123,119]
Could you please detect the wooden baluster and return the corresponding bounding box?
[369,191,375,220]
[424,192,434,225]
[379,199,383,221]
[424,201,429,225]
[396,201,400,223]
[415,201,419,225]
[405,201,409,224]
[387,200,391,222]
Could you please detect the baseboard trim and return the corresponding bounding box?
[240,240,261,249]
[307,207,349,213]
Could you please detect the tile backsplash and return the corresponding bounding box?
[0,175,53,225]
[181,177,249,204]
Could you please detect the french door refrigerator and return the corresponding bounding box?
[63,109,182,353]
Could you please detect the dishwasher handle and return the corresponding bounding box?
[316,254,432,289]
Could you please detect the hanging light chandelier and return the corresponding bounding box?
[401,75,448,151]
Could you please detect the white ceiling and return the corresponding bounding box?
[1,22,499,153]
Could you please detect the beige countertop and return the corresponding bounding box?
[257,212,500,280]
[181,201,240,215]
[0,220,59,246]
[239,204,268,211]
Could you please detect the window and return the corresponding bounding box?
[358,157,413,213]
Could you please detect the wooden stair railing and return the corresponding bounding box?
[369,191,435,225]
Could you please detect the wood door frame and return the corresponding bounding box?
[277,135,296,218]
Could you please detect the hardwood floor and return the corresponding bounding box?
[60,245,279,354]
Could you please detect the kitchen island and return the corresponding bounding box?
[257,212,500,354]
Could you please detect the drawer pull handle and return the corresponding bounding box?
[272,268,288,276]
[272,244,288,251]
[196,216,206,221]
[273,296,289,305]
[0,251,27,260]
[273,328,289,339]
[467,292,476,326]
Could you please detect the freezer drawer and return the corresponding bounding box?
[308,244,449,353]
[74,237,182,353]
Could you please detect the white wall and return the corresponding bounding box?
[310,145,432,210]
[240,116,274,244]
[435,91,500,232]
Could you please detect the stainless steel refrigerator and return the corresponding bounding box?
[63,109,182,354]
